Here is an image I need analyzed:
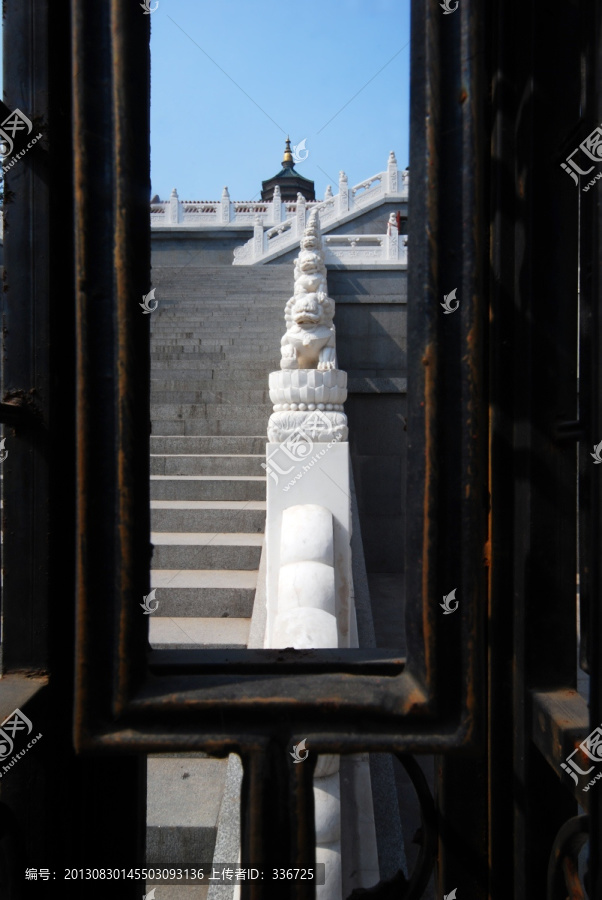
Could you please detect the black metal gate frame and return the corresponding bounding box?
[69,2,485,895]
[2,0,602,898]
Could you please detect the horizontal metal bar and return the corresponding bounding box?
[0,673,48,721]
[531,689,591,808]
[78,720,474,757]
[148,648,406,675]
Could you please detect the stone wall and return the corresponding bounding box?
[151,229,253,267]
[327,269,406,574]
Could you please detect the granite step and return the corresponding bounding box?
[149,362,270,373]
[146,756,227,871]
[151,420,266,436]
[150,404,272,420]
[150,499,266,532]
[150,320,279,327]
[150,435,266,454]
[149,615,251,649]
[151,453,265,476]
[150,338,278,348]
[149,390,271,404]
[151,532,262,571]
[150,475,265,502]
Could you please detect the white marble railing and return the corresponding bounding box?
[323,234,407,267]
[150,152,408,230]
[234,230,407,267]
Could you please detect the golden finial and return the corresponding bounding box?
[282,136,294,168]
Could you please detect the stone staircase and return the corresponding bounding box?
[146,265,292,875]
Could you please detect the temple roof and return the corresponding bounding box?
[261,138,315,202]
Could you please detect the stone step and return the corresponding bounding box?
[149,615,251,649]
[150,352,279,363]
[150,277,290,286]
[150,384,268,396]
[151,532,263,571]
[146,756,227,870]
[149,362,270,373]
[150,312,281,319]
[150,499,266,532]
[151,273,290,283]
[151,435,266,454]
[150,346,278,357]
[150,474,265,502]
[151,403,270,420]
[150,308,283,316]
[150,320,280,328]
[150,333,278,342]
[150,278,288,284]
[150,390,270,404]
[151,419,266,436]
[151,453,265,476]
[149,377,270,389]
[149,384,269,395]
[150,294,288,303]
[150,337,278,346]
[149,374,268,385]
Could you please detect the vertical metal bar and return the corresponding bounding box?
[69,0,149,887]
[510,0,580,895]
[488,0,520,893]
[110,0,153,710]
[0,1,146,892]
[72,0,150,734]
[240,744,316,900]
[408,0,489,892]
[585,2,602,896]
[1,0,50,673]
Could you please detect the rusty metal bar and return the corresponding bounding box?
[406,0,489,892]
[583,0,602,894]
[503,0,581,895]
[72,0,151,737]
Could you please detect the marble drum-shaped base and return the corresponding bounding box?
[269,368,347,408]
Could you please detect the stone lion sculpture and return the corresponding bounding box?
[280,291,337,370]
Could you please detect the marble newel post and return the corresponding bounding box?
[263,210,353,900]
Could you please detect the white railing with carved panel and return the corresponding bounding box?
[232,154,408,265]
[150,152,409,233]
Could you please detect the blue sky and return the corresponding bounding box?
[150,0,410,202]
